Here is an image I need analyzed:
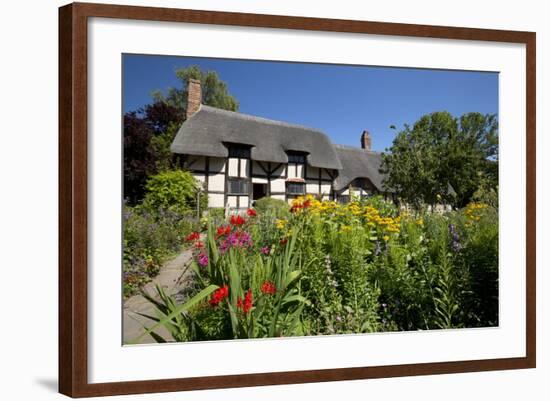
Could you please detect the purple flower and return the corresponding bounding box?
[239,231,253,247]
[448,224,461,252]
[228,233,239,246]
[261,246,270,255]
[219,240,229,254]
[198,253,209,267]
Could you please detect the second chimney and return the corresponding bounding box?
[186,78,202,119]
[360,130,372,150]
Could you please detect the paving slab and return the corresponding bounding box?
[123,247,194,344]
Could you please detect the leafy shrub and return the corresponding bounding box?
[206,208,226,226]
[253,197,290,219]
[142,170,207,215]
[123,203,199,297]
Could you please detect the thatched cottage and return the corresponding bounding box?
[170,79,390,211]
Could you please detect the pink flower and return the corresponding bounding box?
[198,253,209,267]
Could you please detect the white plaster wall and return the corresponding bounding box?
[208,173,225,192]
[208,193,225,208]
[240,195,250,208]
[321,183,332,195]
[227,196,237,208]
[286,164,295,178]
[228,158,239,176]
[240,159,249,178]
[252,177,268,184]
[296,164,304,178]
[306,182,319,194]
[271,177,286,193]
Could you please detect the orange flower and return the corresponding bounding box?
[260,281,276,295]
[230,215,246,226]
[185,232,200,242]
[237,289,253,314]
[216,225,231,238]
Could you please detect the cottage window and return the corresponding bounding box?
[228,178,249,195]
[287,182,305,195]
[287,152,306,164]
[228,145,251,159]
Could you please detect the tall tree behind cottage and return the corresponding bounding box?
[381,111,498,209]
[124,65,240,204]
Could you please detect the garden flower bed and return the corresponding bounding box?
[133,195,498,343]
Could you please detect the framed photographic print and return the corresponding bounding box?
[59,2,536,397]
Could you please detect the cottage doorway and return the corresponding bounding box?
[253,183,267,201]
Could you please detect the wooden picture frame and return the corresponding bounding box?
[59,2,536,397]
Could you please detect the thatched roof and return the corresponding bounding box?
[333,145,387,192]
[171,105,343,170]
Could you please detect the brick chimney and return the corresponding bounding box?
[360,130,371,150]
[186,78,202,119]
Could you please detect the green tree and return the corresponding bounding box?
[142,170,207,215]
[124,66,239,203]
[381,111,498,209]
[151,65,239,113]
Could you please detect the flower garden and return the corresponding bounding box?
[132,195,498,343]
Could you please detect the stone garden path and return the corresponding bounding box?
[123,247,195,344]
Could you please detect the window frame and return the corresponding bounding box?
[286,181,306,195]
[227,177,249,195]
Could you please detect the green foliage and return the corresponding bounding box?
[149,122,180,173]
[381,111,498,209]
[152,65,239,113]
[131,284,220,343]
[123,204,199,297]
[254,197,290,219]
[205,208,226,226]
[142,170,207,215]
[134,197,498,342]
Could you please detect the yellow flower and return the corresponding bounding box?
[340,225,352,232]
[383,235,390,242]
[275,219,287,229]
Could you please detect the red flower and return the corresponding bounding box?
[303,199,312,209]
[216,225,231,238]
[209,285,229,307]
[279,238,288,245]
[246,208,257,217]
[186,232,200,242]
[194,241,204,249]
[230,215,246,226]
[237,289,253,314]
[260,281,276,295]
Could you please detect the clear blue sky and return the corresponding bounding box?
[123,54,498,152]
